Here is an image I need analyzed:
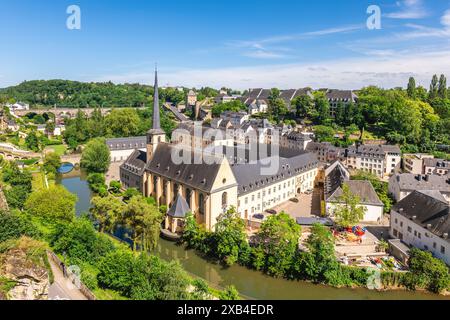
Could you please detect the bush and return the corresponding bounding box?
[50,217,115,265]
[0,211,42,243]
[87,173,107,195]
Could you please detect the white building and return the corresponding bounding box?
[346,144,401,178]
[388,173,450,203]
[326,180,384,223]
[106,136,147,163]
[390,190,450,265]
[7,102,30,111]
[403,153,435,175]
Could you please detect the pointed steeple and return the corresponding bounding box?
[152,65,161,130]
[147,65,166,160]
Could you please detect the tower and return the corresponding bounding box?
[147,67,166,160]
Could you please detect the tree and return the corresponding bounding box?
[291,95,314,119]
[50,217,115,265]
[219,285,240,300]
[122,195,162,251]
[45,121,56,136]
[43,152,62,174]
[214,207,249,266]
[438,74,447,99]
[407,77,416,99]
[81,138,111,173]
[90,194,125,233]
[332,184,367,228]
[314,125,335,142]
[87,173,107,195]
[313,92,330,124]
[97,249,136,297]
[104,108,141,137]
[25,131,40,152]
[109,180,122,194]
[211,100,246,117]
[407,248,450,293]
[25,185,77,222]
[253,212,301,276]
[303,223,338,281]
[0,211,42,242]
[429,74,439,99]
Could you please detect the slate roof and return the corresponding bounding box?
[393,190,450,243]
[424,158,450,169]
[120,149,147,176]
[232,151,318,195]
[326,90,358,102]
[167,194,191,218]
[327,180,383,206]
[324,161,350,197]
[146,143,229,193]
[106,136,147,151]
[392,174,450,193]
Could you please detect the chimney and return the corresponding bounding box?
[443,233,449,240]
[424,175,430,182]
[412,215,417,220]
[427,224,432,229]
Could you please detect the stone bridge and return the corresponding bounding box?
[61,154,82,165]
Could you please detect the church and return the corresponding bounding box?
[120,70,319,233]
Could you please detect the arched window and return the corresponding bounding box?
[222,192,228,209]
[199,194,205,215]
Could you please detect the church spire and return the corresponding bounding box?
[152,65,161,131]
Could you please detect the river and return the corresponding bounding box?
[57,169,448,300]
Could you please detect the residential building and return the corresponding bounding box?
[280,131,313,151]
[403,153,435,175]
[325,89,358,117]
[248,100,268,115]
[390,190,450,265]
[7,102,30,111]
[388,173,450,203]
[106,136,147,163]
[423,158,450,176]
[326,180,384,223]
[346,144,402,177]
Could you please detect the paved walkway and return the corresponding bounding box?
[47,253,87,301]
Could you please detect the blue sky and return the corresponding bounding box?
[1,0,450,89]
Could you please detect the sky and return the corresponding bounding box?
[1,0,450,90]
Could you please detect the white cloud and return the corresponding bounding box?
[227,25,362,59]
[94,50,450,90]
[385,0,429,19]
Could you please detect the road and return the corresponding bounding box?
[47,253,87,301]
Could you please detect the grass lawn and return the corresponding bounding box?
[32,172,47,191]
[45,144,67,156]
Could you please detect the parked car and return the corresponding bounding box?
[265,209,277,215]
[304,189,313,195]
[290,198,299,203]
[253,214,265,220]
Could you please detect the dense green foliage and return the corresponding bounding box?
[212,100,246,117]
[97,250,191,300]
[0,80,152,108]
[1,162,33,209]
[81,138,111,173]
[43,152,62,174]
[25,185,77,222]
[0,211,42,242]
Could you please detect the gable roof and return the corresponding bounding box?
[391,174,450,193]
[327,180,383,206]
[146,143,226,193]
